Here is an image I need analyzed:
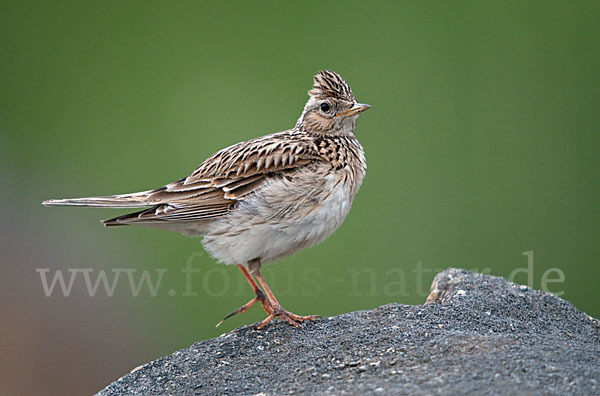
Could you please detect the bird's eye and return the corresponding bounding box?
[320,102,331,112]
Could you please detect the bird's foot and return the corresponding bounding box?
[256,305,319,329]
[216,289,272,327]
[216,284,319,329]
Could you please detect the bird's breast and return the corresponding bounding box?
[201,166,363,265]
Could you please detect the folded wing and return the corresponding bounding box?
[44,131,320,226]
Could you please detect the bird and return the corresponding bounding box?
[44,70,370,329]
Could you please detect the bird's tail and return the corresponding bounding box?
[42,191,152,208]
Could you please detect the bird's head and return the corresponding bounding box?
[296,70,370,135]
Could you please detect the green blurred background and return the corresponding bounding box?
[2,1,599,395]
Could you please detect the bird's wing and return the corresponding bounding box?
[101,131,321,225]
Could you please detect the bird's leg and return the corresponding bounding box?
[217,260,319,329]
[216,264,272,327]
[253,270,320,329]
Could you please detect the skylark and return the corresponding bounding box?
[44,70,370,329]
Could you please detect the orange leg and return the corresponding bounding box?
[236,265,272,313]
[216,265,272,327]
[217,263,319,329]
[254,271,319,329]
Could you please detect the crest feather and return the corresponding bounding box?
[308,70,355,102]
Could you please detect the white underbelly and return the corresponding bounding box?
[202,174,355,265]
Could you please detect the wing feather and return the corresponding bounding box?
[102,131,320,226]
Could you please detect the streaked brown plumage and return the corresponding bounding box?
[44,70,370,328]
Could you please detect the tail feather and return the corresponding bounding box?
[101,208,155,227]
[42,192,152,208]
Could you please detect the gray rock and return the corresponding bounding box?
[96,268,600,396]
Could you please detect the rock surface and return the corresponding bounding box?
[96,269,600,396]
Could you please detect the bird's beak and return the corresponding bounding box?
[336,103,371,117]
